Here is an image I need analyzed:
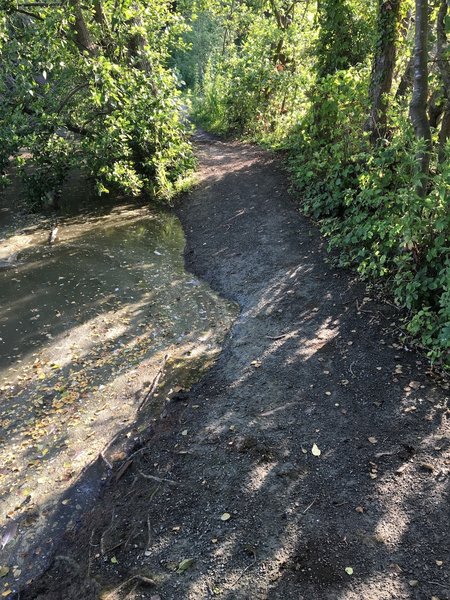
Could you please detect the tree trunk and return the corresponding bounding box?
[93,0,113,52]
[428,89,444,128]
[395,54,414,100]
[127,5,152,75]
[69,0,98,55]
[409,0,431,195]
[366,0,401,143]
[436,0,450,161]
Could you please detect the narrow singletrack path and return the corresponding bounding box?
[26,135,449,600]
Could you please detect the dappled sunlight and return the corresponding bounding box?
[16,132,449,600]
[336,573,410,599]
[243,461,277,494]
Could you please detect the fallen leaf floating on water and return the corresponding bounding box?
[177,558,194,573]
[311,443,321,457]
[344,567,353,575]
[220,513,231,521]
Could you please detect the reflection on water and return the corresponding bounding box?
[0,186,237,589]
[0,205,220,375]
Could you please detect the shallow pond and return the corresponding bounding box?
[0,174,237,590]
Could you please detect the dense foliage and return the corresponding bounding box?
[180,0,450,366]
[1,0,449,365]
[0,0,194,205]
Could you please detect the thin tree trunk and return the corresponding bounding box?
[395,54,414,100]
[428,88,444,129]
[436,0,450,161]
[93,0,109,30]
[93,0,114,55]
[69,0,98,55]
[365,0,401,143]
[409,0,432,195]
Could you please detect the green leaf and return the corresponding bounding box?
[177,558,194,573]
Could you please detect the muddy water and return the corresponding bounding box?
[0,179,237,591]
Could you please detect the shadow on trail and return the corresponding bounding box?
[20,139,449,600]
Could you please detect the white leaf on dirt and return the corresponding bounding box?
[311,443,321,457]
[368,437,377,444]
[181,429,188,436]
[345,567,353,575]
[220,512,231,521]
[154,250,162,256]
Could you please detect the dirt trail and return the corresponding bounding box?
[23,134,449,600]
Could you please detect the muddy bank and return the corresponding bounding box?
[0,171,237,593]
[19,135,450,600]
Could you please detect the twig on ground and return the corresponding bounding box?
[384,300,401,311]
[138,354,169,411]
[123,584,139,600]
[123,524,137,551]
[104,538,124,555]
[349,361,356,378]
[303,498,317,514]
[137,469,179,486]
[100,451,113,470]
[355,299,381,316]
[149,484,161,502]
[427,581,450,591]
[266,333,287,340]
[115,458,133,482]
[103,575,156,599]
[231,560,257,586]
[100,509,115,555]
[115,446,152,482]
[123,475,138,499]
[86,529,96,579]
[146,512,152,551]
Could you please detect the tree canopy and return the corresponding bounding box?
[1,0,449,364]
[0,0,194,203]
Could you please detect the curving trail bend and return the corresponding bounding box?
[24,133,449,600]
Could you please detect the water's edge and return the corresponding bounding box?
[0,170,238,593]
